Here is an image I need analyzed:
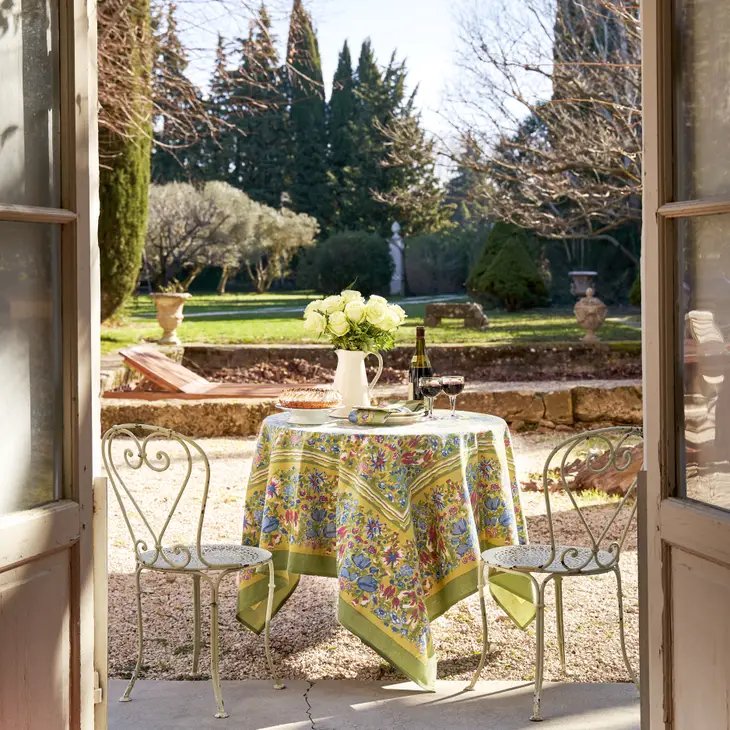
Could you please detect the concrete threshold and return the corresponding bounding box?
[108,679,639,730]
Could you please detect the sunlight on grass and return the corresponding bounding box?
[101,293,641,353]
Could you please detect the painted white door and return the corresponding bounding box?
[643,0,730,727]
[0,0,99,725]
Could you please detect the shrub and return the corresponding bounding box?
[299,231,394,296]
[629,271,641,306]
[468,222,549,310]
[405,227,484,295]
[469,237,548,311]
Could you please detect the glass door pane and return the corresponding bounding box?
[673,0,730,200]
[679,213,730,509]
[0,0,60,207]
[0,222,62,512]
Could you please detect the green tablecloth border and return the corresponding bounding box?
[337,597,437,690]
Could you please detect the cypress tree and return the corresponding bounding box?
[98,0,152,321]
[150,3,204,182]
[202,37,237,184]
[233,4,288,207]
[345,39,387,232]
[285,0,330,225]
[328,41,357,230]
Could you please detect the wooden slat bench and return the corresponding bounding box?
[104,345,290,400]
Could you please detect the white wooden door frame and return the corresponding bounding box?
[0,0,100,722]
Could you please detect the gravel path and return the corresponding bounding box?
[108,433,638,685]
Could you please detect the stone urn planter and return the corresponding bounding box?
[568,270,598,298]
[150,292,192,345]
[574,288,607,343]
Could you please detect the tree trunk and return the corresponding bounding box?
[217,265,231,295]
[180,263,204,291]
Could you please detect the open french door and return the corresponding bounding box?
[0,0,101,725]
[642,0,730,727]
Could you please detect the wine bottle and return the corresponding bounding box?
[409,326,433,400]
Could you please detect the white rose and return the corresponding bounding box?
[303,311,326,337]
[322,295,344,313]
[365,298,388,327]
[382,308,402,331]
[389,304,407,324]
[328,310,351,337]
[344,299,366,324]
[368,295,387,306]
[304,299,325,316]
[340,289,362,303]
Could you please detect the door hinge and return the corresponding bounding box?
[93,670,103,704]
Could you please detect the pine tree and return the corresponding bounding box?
[327,41,358,230]
[150,3,205,182]
[285,0,330,225]
[98,0,152,321]
[232,4,288,207]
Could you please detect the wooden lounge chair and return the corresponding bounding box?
[103,345,289,400]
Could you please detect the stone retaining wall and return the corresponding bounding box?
[101,382,642,437]
[182,342,641,381]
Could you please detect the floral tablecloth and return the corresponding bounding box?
[237,411,534,689]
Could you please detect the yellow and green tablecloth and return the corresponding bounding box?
[237,411,534,689]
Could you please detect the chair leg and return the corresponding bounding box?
[209,578,228,719]
[264,561,285,690]
[467,560,490,690]
[614,566,638,688]
[531,578,548,722]
[192,574,201,676]
[554,576,566,674]
[120,566,144,702]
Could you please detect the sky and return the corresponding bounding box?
[183,0,462,138]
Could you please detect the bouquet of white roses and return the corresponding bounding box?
[302,289,407,351]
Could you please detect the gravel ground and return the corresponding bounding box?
[108,432,638,685]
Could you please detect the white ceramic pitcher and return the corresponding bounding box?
[333,349,384,409]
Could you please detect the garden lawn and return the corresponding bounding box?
[101,292,641,353]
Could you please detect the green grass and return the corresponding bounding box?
[101,292,641,354]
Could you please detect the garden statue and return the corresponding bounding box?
[574,288,607,342]
[150,292,192,345]
[389,221,405,296]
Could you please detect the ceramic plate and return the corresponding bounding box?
[276,405,334,425]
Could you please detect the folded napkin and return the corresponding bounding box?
[347,400,424,425]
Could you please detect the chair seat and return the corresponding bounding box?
[483,543,616,574]
[138,543,272,571]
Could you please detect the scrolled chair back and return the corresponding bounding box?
[101,423,214,570]
[541,426,643,572]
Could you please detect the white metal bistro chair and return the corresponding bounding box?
[467,426,641,722]
[102,424,283,719]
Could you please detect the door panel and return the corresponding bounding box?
[670,548,730,728]
[643,0,730,727]
[0,550,71,729]
[0,0,98,721]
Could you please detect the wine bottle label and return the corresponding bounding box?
[408,382,414,400]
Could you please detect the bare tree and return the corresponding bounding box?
[449,0,641,262]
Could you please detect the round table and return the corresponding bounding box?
[237,410,533,689]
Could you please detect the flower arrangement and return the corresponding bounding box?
[302,289,407,351]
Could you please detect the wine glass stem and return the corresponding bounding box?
[450,395,457,417]
[428,396,434,418]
